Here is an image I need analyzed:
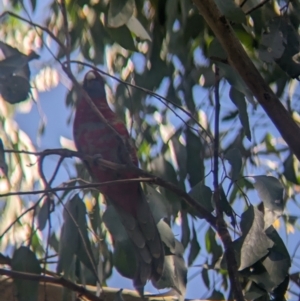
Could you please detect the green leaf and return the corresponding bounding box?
[145,184,169,223]
[113,239,136,279]
[185,129,204,187]
[11,247,41,301]
[230,206,274,271]
[181,212,190,249]
[0,41,38,77]
[229,87,251,141]
[218,62,255,106]
[253,176,284,229]
[241,227,290,293]
[188,224,201,266]
[215,0,246,23]
[0,138,8,176]
[152,240,187,295]
[37,196,52,231]
[150,155,178,185]
[0,75,31,104]
[107,0,135,28]
[271,275,289,301]
[205,227,222,263]
[188,182,214,218]
[57,195,96,276]
[208,290,225,300]
[157,220,176,253]
[244,281,267,301]
[103,205,128,242]
[224,148,242,181]
[49,232,59,253]
[283,153,300,184]
[208,38,227,60]
[259,22,285,63]
[106,25,136,51]
[202,268,210,289]
[170,135,187,180]
[126,16,151,41]
[30,0,37,11]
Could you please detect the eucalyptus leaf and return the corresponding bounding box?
[188,224,201,266]
[188,182,213,218]
[145,184,169,223]
[103,205,129,242]
[231,206,274,271]
[57,195,96,275]
[107,0,135,28]
[126,16,151,41]
[11,247,41,301]
[253,176,284,229]
[0,138,8,176]
[152,239,187,296]
[157,219,176,253]
[37,195,52,231]
[224,148,242,181]
[215,0,246,23]
[229,87,251,141]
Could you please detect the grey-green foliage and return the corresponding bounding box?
[1,0,299,299]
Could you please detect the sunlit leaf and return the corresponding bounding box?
[152,239,187,296]
[126,16,151,41]
[157,219,176,253]
[107,0,135,28]
[230,206,274,270]
[253,176,284,229]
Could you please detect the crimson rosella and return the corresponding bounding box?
[73,70,164,292]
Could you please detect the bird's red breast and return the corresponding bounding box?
[73,70,140,216]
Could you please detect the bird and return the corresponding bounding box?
[73,70,164,293]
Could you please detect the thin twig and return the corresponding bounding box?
[245,0,270,14]
[213,65,244,301]
[213,65,221,219]
[1,148,217,227]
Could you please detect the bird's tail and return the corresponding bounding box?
[115,195,164,295]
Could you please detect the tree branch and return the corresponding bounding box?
[212,66,244,301]
[0,276,224,301]
[192,0,300,162]
[0,269,103,301]
[1,148,217,228]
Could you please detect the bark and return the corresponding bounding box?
[193,0,300,161]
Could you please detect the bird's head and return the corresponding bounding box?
[83,70,106,99]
